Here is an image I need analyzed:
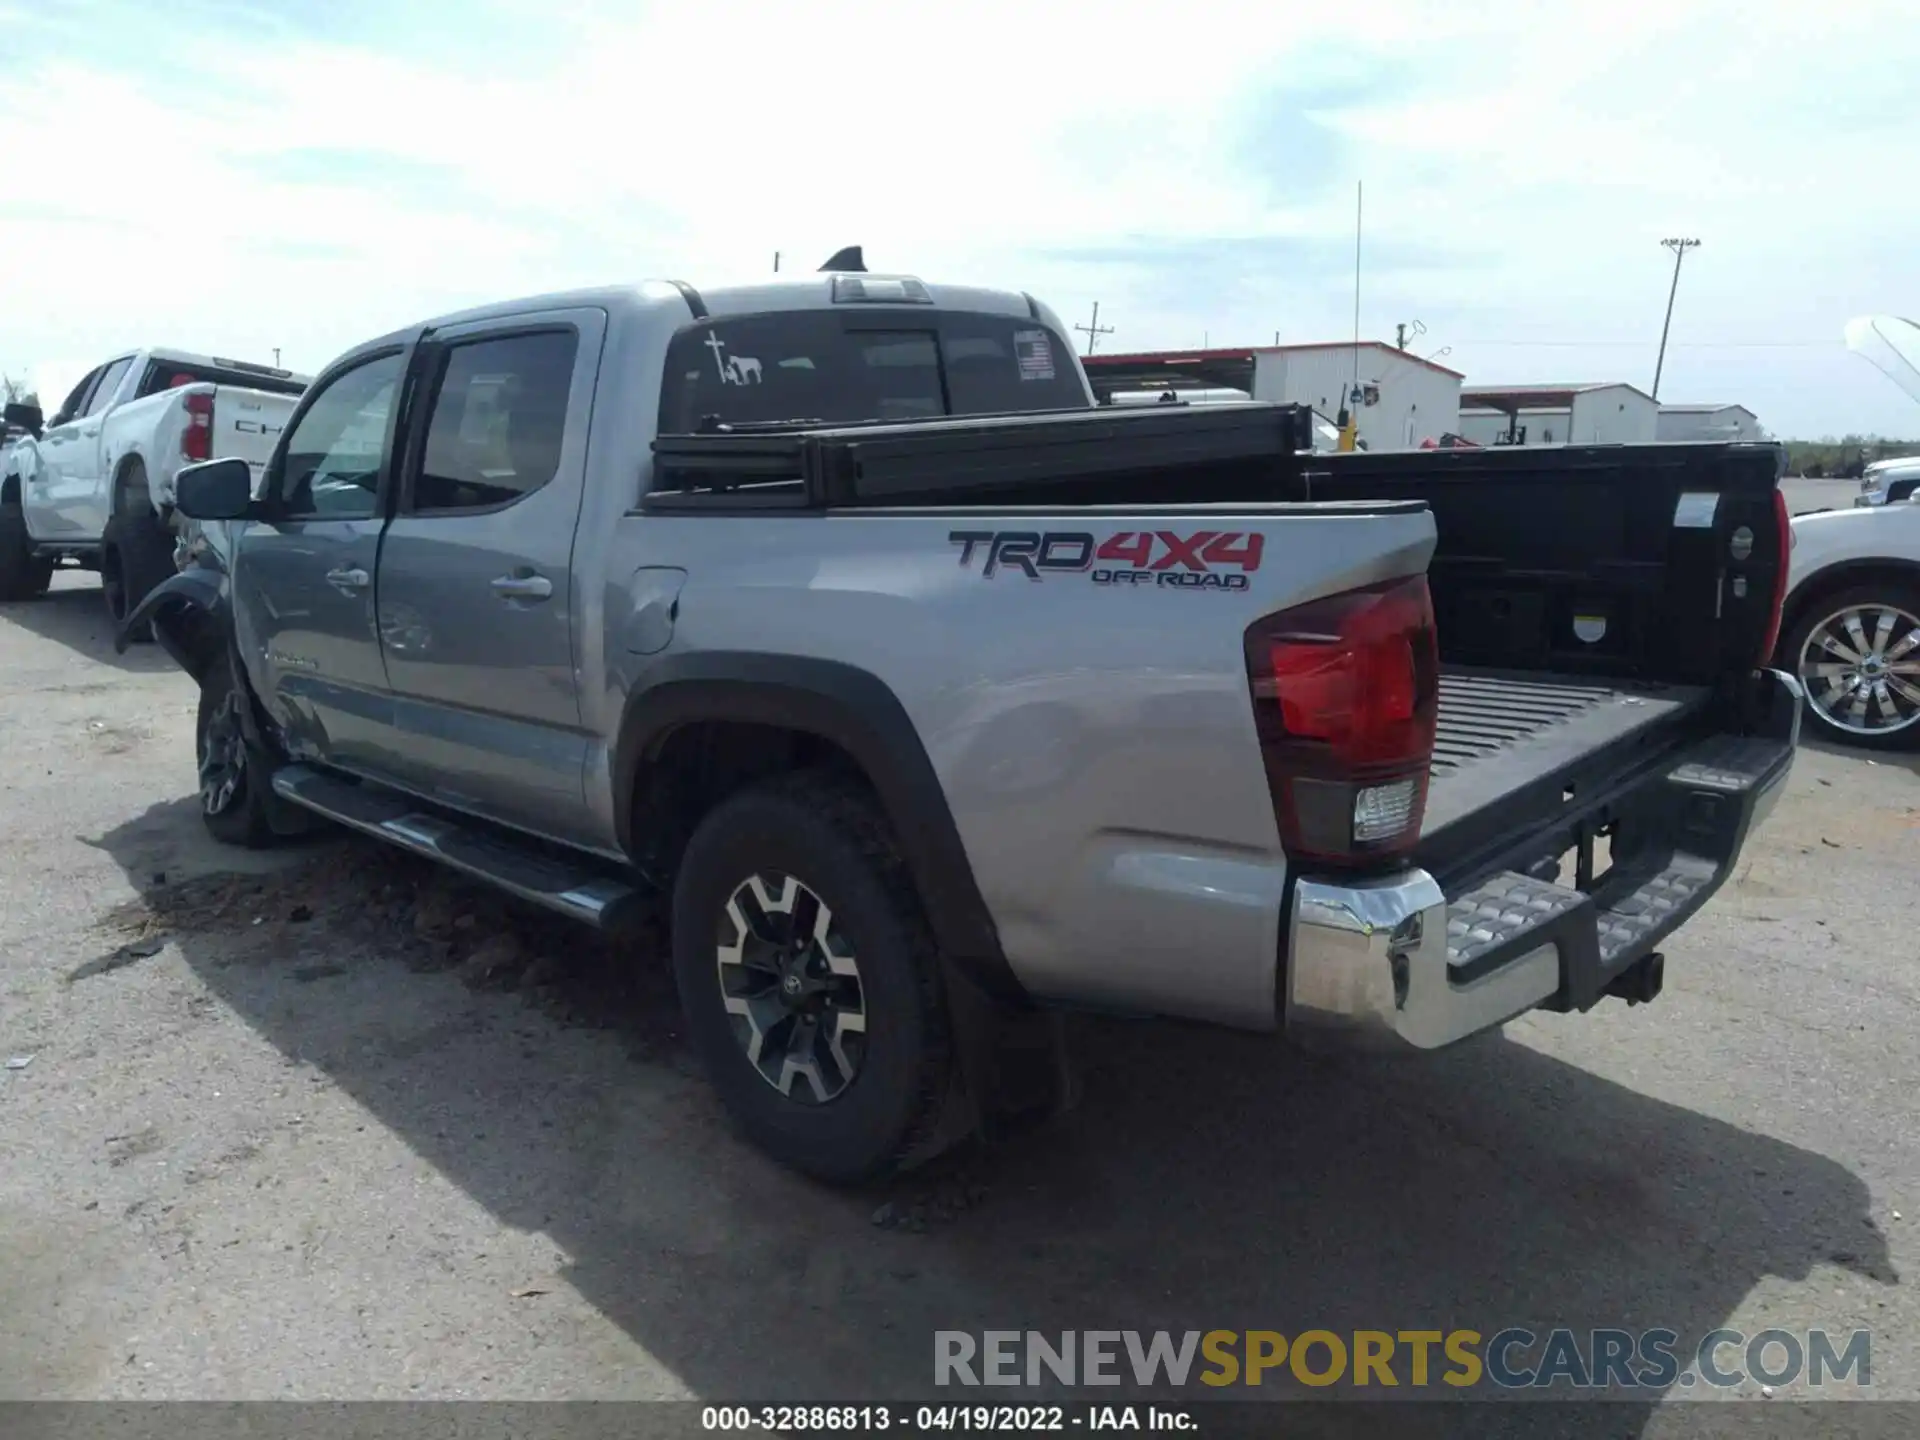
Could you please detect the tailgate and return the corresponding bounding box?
[148,385,297,508]
[211,386,295,476]
[1419,667,1715,874]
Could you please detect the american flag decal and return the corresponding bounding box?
[1014,329,1056,382]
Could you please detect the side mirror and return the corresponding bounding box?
[174,457,256,520]
[3,402,42,437]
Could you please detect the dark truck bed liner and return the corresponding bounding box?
[1426,669,1711,834]
[1417,666,1718,900]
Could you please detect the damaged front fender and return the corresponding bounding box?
[116,564,228,684]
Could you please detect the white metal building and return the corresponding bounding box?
[1656,403,1765,442]
[1457,383,1660,447]
[1081,342,1463,450]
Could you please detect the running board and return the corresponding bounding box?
[270,764,646,932]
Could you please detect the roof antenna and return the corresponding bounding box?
[819,246,866,273]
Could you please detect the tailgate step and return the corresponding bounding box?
[1592,857,1717,966]
[1424,711,1796,1021]
[1446,871,1590,973]
[1667,735,1792,793]
[270,764,645,932]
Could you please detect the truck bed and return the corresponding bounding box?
[1419,667,1713,880]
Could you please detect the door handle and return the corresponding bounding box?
[325,566,370,593]
[491,572,553,602]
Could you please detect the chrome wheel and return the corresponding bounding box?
[198,689,248,815]
[715,873,866,1104]
[1797,600,1920,737]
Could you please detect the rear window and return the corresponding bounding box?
[659,311,1088,433]
[137,360,307,399]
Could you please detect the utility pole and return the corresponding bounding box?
[1651,237,1700,400]
[272,348,281,367]
[773,252,780,273]
[1075,301,1113,356]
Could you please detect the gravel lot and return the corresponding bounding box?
[1,562,1914,1421]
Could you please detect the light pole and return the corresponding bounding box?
[1651,237,1700,400]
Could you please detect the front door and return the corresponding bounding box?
[230,348,409,774]
[373,309,604,841]
[23,366,105,538]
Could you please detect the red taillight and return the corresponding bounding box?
[1244,575,1439,868]
[1757,485,1791,666]
[182,391,214,462]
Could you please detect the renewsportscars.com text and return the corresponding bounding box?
[934,1328,1872,1391]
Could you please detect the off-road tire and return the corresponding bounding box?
[0,493,53,601]
[671,773,953,1185]
[101,489,176,641]
[196,657,278,848]
[1780,580,1920,753]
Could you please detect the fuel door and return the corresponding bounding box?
[621,566,688,655]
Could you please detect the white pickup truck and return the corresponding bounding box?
[1778,489,1920,750]
[0,349,308,619]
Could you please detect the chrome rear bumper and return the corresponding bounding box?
[1285,691,1798,1051]
[1286,870,1559,1050]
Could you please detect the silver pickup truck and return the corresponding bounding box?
[126,257,1801,1182]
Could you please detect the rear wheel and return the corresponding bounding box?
[670,774,953,1184]
[1783,582,1920,751]
[101,486,176,641]
[196,659,277,847]
[0,493,54,601]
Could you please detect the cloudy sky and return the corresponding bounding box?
[2,0,1915,438]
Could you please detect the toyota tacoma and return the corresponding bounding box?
[123,256,1800,1182]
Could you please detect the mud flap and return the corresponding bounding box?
[938,956,1076,1147]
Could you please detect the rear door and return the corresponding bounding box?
[372,307,604,840]
[230,345,414,773]
[21,367,101,537]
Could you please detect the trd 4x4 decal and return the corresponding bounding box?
[949,530,1263,591]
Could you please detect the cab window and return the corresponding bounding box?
[658,312,1085,434]
[80,357,134,418]
[277,352,404,519]
[410,330,578,513]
